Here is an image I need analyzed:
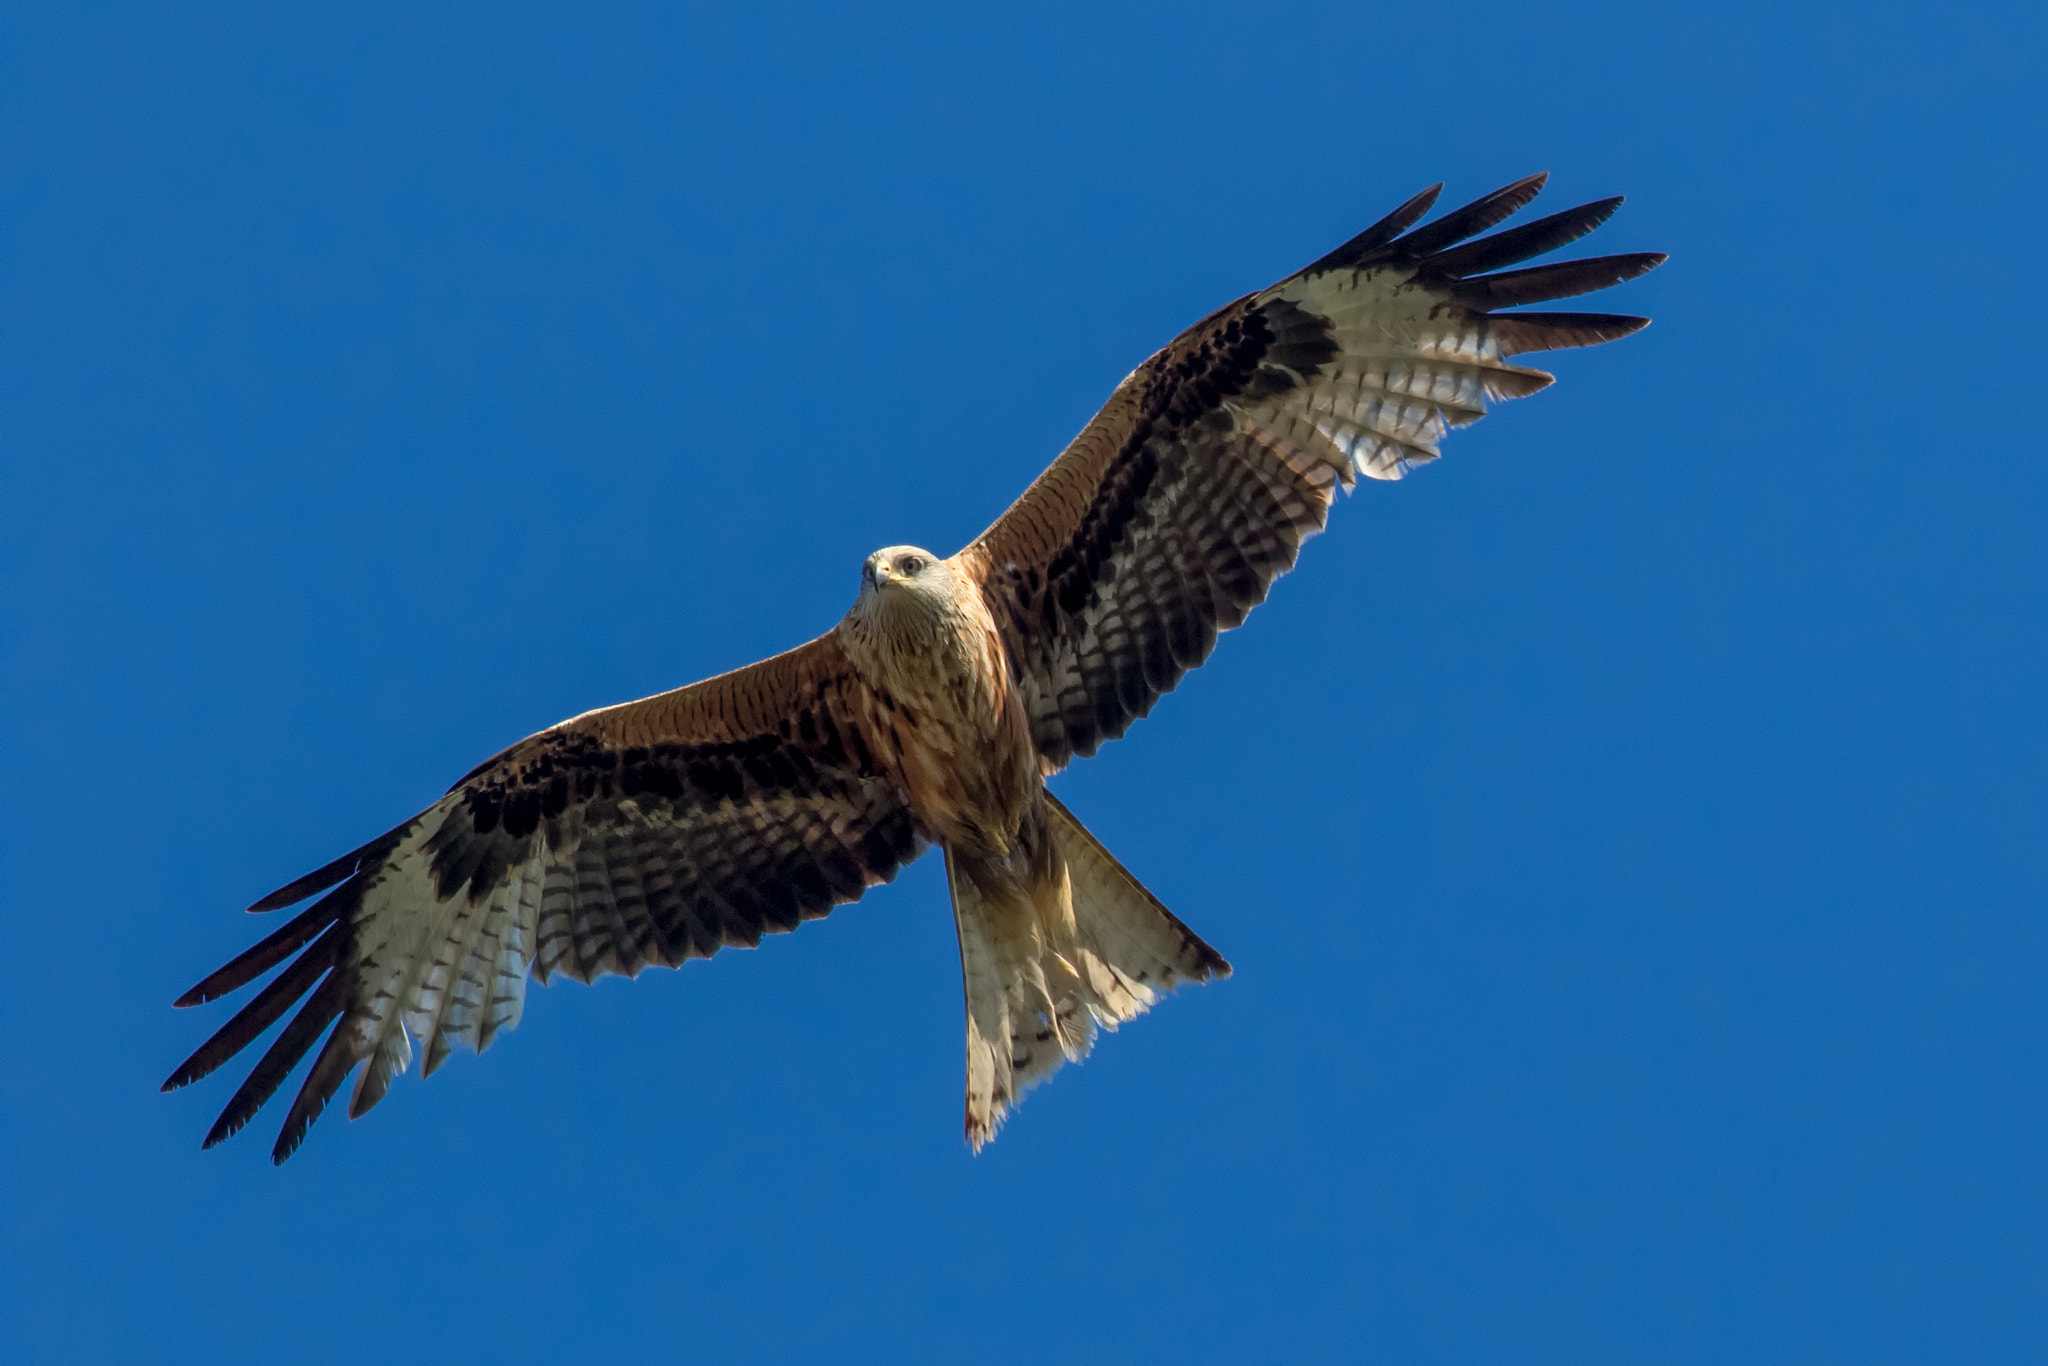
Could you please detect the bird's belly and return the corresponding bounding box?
[891,704,1035,856]
[837,590,1038,856]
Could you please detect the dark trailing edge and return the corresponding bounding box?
[980,171,1662,767]
[167,689,925,1163]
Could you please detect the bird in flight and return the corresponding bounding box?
[166,173,1663,1162]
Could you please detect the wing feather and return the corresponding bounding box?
[171,887,352,1008]
[1300,182,1443,271]
[1445,253,1664,310]
[170,633,925,1161]
[162,921,345,1092]
[967,175,1663,768]
[1376,171,1550,259]
[1423,196,1623,277]
[204,970,347,1150]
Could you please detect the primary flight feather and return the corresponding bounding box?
[166,173,1664,1161]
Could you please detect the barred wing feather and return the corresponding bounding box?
[164,635,923,1162]
[967,173,1663,768]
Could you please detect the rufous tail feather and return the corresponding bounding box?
[949,789,1229,1149]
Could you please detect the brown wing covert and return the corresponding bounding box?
[165,637,923,1162]
[968,173,1663,767]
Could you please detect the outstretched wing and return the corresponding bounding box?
[165,634,924,1162]
[964,173,1663,767]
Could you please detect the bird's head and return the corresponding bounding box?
[851,545,959,641]
[861,545,940,594]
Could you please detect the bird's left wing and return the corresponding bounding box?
[165,633,924,1162]
[962,174,1664,768]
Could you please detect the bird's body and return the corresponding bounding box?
[167,174,1664,1161]
[839,547,1225,1140]
[839,548,1037,862]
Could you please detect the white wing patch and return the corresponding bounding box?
[1255,267,1555,481]
[338,794,527,1117]
[339,797,693,1116]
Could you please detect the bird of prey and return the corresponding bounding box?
[166,173,1663,1162]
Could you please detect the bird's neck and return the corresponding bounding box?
[840,591,977,695]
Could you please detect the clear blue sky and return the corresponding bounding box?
[4,2,2043,1361]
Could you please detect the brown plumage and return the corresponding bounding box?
[166,174,1663,1161]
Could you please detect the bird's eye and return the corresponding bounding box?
[899,556,925,575]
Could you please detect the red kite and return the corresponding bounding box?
[166,174,1663,1161]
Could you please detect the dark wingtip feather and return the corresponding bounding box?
[1491,311,1652,354]
[270,1024,363,1163]
[1301,183,1444,274]
[1386,172,1549,260]
[1448,251,1667,309]
[1423,196,1625,279]
[174,891,347,1007]
[247,824,415,914]
[199,972,346,1152]
[248,847,364,913]
[163,923,342,1092]
[1372,183,1445,243]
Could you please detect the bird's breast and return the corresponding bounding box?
[841,595,1037,856]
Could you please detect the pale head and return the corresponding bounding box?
[847,544,966,643]
[860,545,941,595]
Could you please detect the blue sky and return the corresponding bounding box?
[4,1,2044,1361]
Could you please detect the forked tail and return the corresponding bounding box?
[948,789,1229,1149]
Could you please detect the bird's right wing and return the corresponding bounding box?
[165,633,925,1162]
[963,174,1663,768]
